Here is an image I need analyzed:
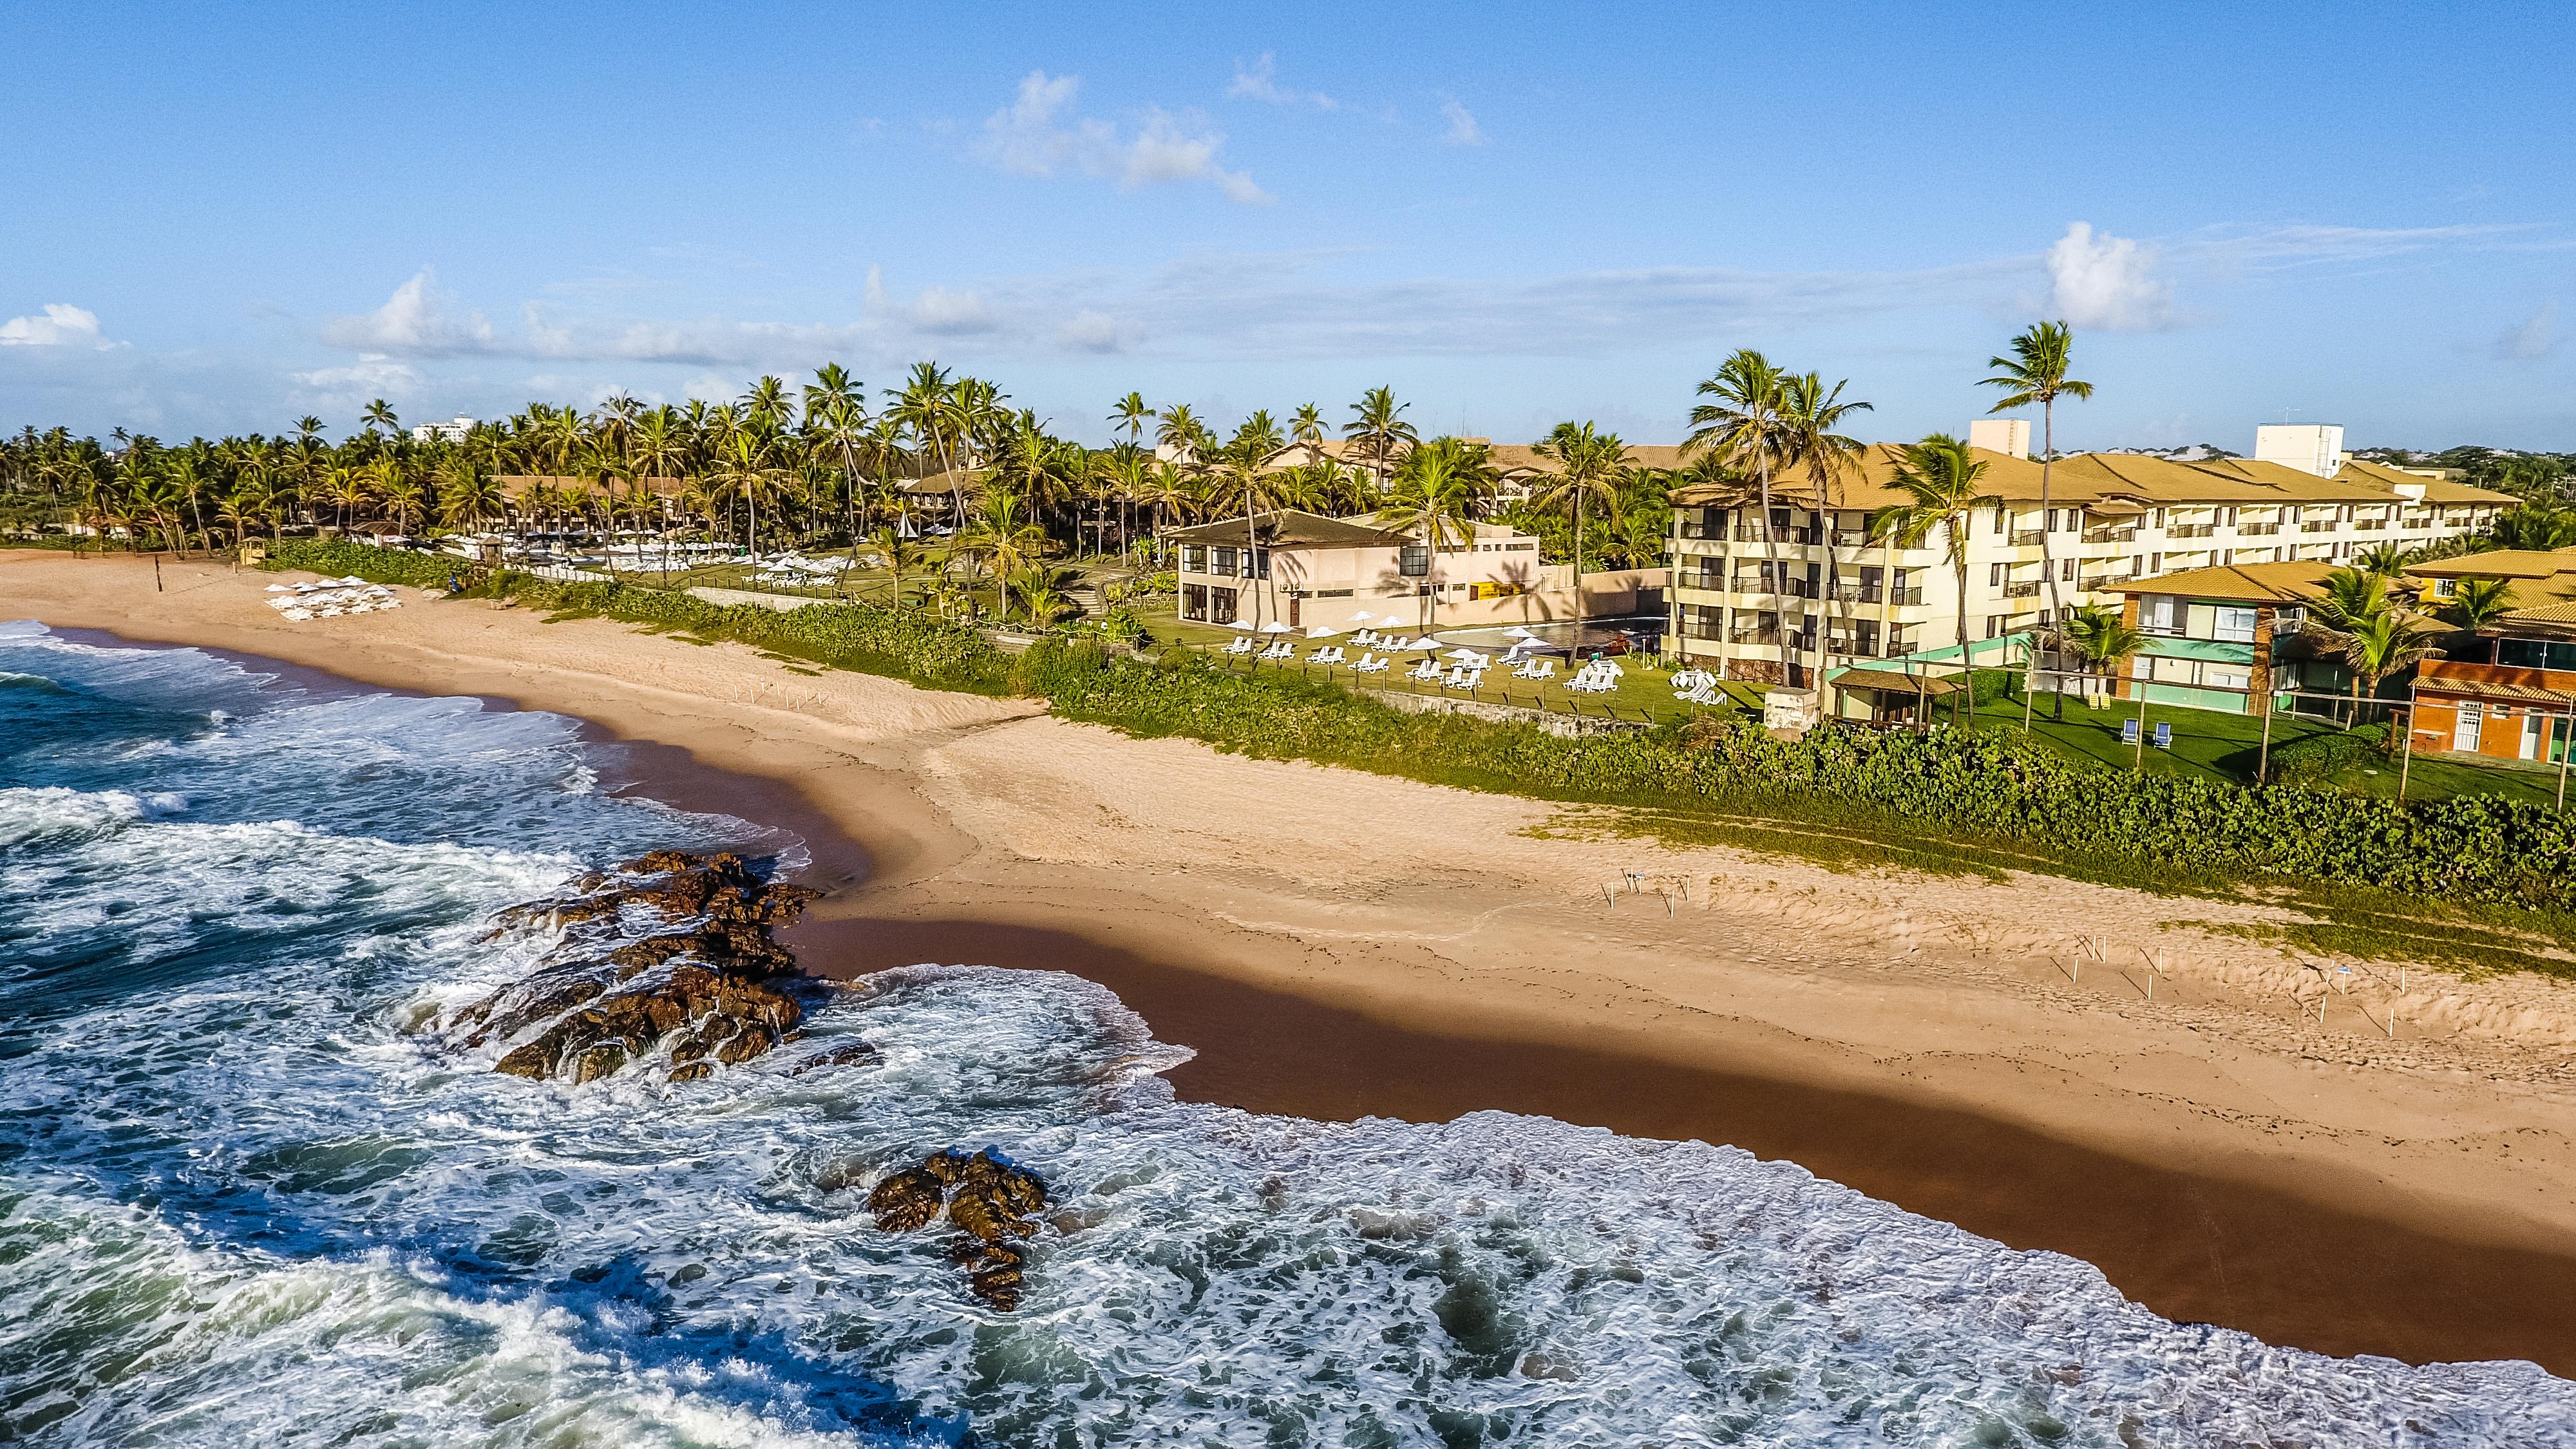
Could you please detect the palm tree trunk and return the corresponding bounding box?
[2036,398,2063,719]
[1955,551,1976,724]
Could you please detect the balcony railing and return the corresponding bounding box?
[2001,580,2042,598]
[1732,578,1817,599]
[1885,586,1925,607]
[2165,523,2217,538]
[1828,529,1872,547]
[2010,529,2046,547]
[2083,527,2137,544]
[1826,638,1880,659]
[1732,526,1822,545]
[2079,574,2127,593]
[2354,519,2389,531]
[1728,628,1780,646]
[2236,522,2280,536]
[1828,582,1882,603]
[1676,573,1725,593]
[2300,521,2336,533]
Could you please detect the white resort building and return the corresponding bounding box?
[1663,424,2515,687]
[1168,509,1660,632]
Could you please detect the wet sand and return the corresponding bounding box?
[12,549,2576,1372]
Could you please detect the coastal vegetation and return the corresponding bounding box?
[265,539,2576,955]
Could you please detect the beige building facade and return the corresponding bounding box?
[1664,433,2514,686]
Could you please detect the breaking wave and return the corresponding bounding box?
[3,620,2570,1446]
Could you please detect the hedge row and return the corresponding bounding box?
[274,540,2576,914]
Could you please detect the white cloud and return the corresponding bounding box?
[2045,222,2175,332]
[319,270,498,355]
[1054,310,1130,353]
[289,355,428,411]
[1228,53,1336,110]
[1439,99,1483,147]
[973,71,1271,205]
[0,303,117,349]
[2493,301,2561,362]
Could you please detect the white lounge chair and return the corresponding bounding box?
[1406,658,1443,682]
[1353,652,1387,674]
[1222,636,1255,656]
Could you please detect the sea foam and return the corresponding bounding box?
[3,620,2571,1447]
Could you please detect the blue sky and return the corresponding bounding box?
[5,2,2573,451]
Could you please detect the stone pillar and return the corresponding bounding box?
[2113,594,2143,701]
[2249,605,2274,716]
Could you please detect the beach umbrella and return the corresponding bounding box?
[1260,621,1294,634]
[1404,636,1441,650]
[1502,625,1535,639]
[1227,619,1256,630]
[1305,625,1341,638]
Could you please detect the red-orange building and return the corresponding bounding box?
[2403,551,2576,762]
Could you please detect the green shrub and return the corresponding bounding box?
[274,540,2576,916]
[2267,723,2391,786]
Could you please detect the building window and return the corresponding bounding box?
[1213,545,1237,576]
[1398,545,1430,577]
[1856,620,1880,656]
[1680,603,1723,641]
[1181,584,1208,621]
[2213,605,2259,643]
[1989,562,2007,588]
[1209,587,1238,625]
[2060,558,2076,581]
[2139,595,2182,634]
[1181,545,1206,573]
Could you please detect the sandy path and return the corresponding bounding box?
[12,550,2576,1368]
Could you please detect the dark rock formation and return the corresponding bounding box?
[439,850,828,1086]
[867,1148,1051,1310]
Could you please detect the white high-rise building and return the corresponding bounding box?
[2253,424,2347,478]
[410,415,476,444]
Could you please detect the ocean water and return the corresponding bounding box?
[1,619,2570,1448]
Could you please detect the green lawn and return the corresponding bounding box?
[1951,681,2571,806]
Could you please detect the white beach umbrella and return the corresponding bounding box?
[1345,611,1378,624]
[1502,625,1536,639]
[1405,637,1441,650]
[264,583,291,592]
[1305,625,1341,638]
[1260,621,1294,634]
[1227,619,1256,630]
[1446,648,1491,664]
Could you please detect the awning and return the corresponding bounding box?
[2416,677,2576,707]
[1831,668,1966,697]
[2085,500,2148,518]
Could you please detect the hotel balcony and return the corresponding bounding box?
[2237,522,2280,536]
[2165,523,2217,538]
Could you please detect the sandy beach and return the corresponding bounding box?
[12,548,2576,1372]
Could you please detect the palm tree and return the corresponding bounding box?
[2443,576,2517,632]
[2055,603,2143,701]
[2352,540,2409,580]
[218,477,274,552]
[871,525,919,607]
[361,399,400,437]
[1289,402,1327,457]
[1377,443,1479,631]
[1108,392,1151,446]
[1342,386,1417,491]
[1687,350,1794,676]
[2307,609,2443,745]
[1980,321,2094,627]
[1872,435,2002,721]
[959,489,1047,616]
[1774,372,1873,689]
[1530,422,1626,621]
[1011,564,1078,627]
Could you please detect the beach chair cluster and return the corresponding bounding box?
[262,577,404,622]
[1671,667,1723,706]
[1565,659,1624,695]
[751,553,855,586]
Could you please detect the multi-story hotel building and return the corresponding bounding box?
[1664,424,2515,687]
